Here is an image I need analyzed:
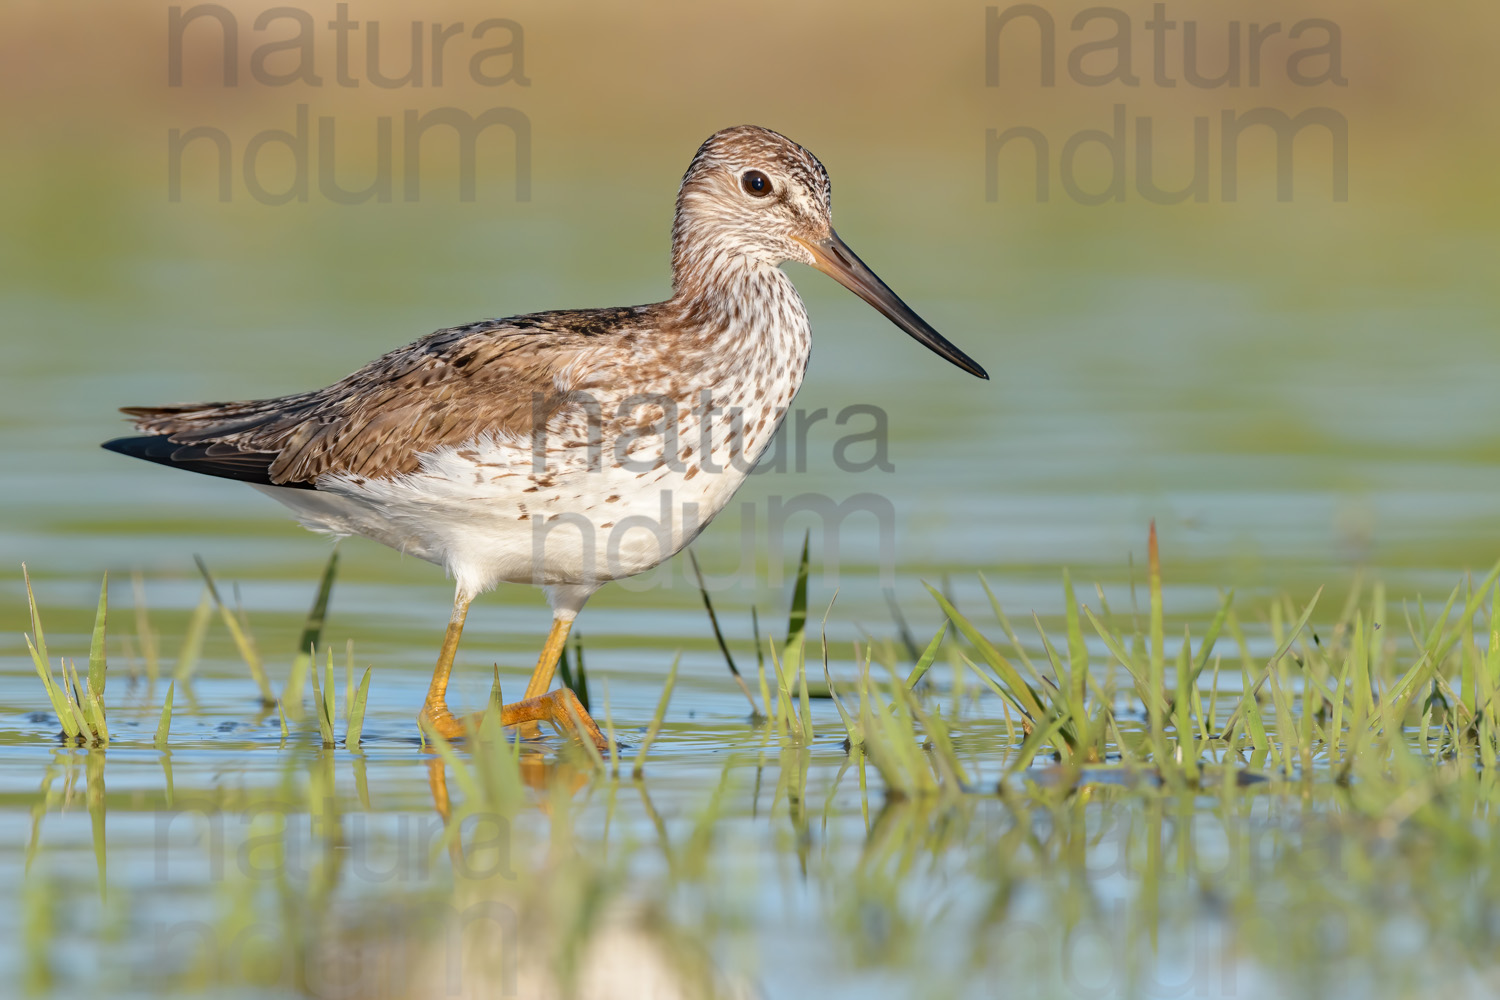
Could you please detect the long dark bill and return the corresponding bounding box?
[797,231,989,380]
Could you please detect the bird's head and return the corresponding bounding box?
[671,125,988,379]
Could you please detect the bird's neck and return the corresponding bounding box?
[668,238,805,334]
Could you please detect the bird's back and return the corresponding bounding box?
[105,306,654,488]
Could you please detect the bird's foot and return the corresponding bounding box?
[418,689,609,755]
[418,699,470,742]
[504,688,611,755]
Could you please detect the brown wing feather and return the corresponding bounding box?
[120,308,644,485]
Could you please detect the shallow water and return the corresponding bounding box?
[6,625,1500,1000]
[7,182,1500,996]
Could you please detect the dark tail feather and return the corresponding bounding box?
[102,435,314,490]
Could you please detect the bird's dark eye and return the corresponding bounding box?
[741,170,772,197]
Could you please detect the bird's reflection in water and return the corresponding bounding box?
[409,745,756,1000]
[425,744,589,823]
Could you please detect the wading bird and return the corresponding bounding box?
[104,126,987,747]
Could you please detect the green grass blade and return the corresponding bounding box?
[294,549,339,672]
[85,752,106,900]
[1432,558,1500,665]
[926,584,1046,721]
[345,638,354,718]
[1174,628,1198,780]
[1219,586,1325,738]
[65,662,94,741]
[1003,708,1071,779]
[883,587,923,663]
[782,531,812,683]
[823,645,859,747]
[22,565,50,668]
[67,660,99,741]
[752,606,771,725]
[1189,590,1235,685]
[20,569,89,741]
[788,530,810,641]
[796,635,813,744]
[1148,522,1165,739]
[155,682,174,748]
[347,667,372,749]
[194,556,276,705]
[903,621,949,690]
[307,648,334,747]
[957,651,1027,716]
[85,680,109,745]
[633,653,680,778]
[601,679,620,777]
[87,573,108,699]
[1419,582,1460,651]
[1081,604,1164,717]
[571,632,590,713]
[25,635,76,741]
[690,548,761,716]
[1329,612,1359,759]
[819,598,860,745]
[978,574,1046,688]
[767,635,802,739]
[891,663,968,789]
[1063,568,1088,713]
[173,588,212,686]
[323,645,336,744]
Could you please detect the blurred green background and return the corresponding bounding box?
[2,0,1498,613]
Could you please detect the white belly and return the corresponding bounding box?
[254,383,789,598]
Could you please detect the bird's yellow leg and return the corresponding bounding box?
[513,614,602,742]
[524,615,574,700]
[417,591,473,741]
[417,606,607,751]
[511,615,569,739]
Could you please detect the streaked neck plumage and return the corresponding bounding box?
[667,217,811,348]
